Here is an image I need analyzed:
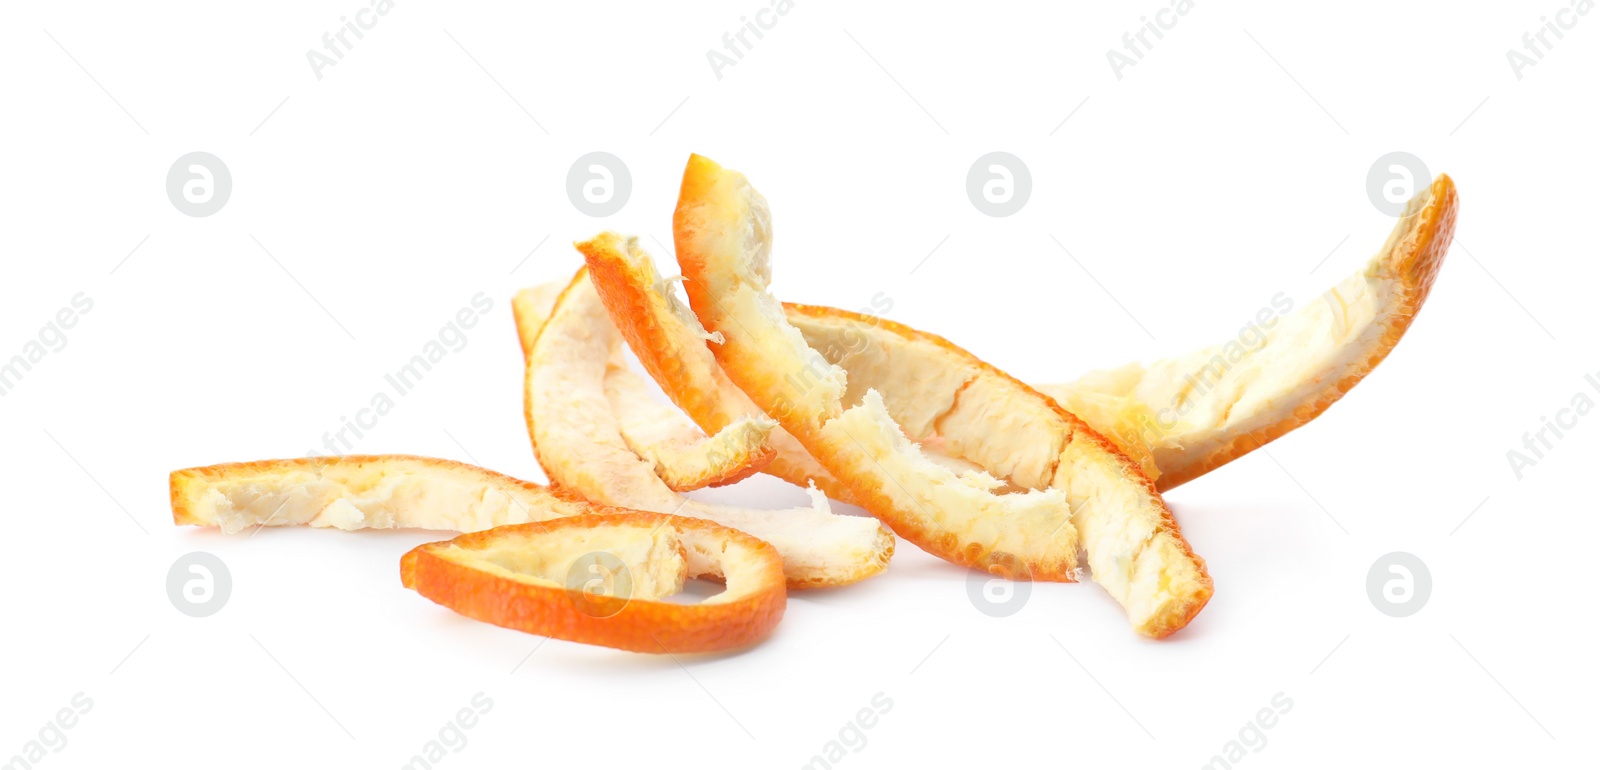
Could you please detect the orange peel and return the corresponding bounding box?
[572,177,1212,634]
[579,176,1457,501]
[1039,174,1459,489]
[577,232,846,499]
[671,154,1084,585]
[401,512,786,654]
[779,304,1212,636]
[604,371,776,491]
[519,266,894,589]
[532,261,986,498]
[170,454,591,533]
[513,282,775,492]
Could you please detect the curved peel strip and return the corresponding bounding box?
[513,286,775,492]
[672,154,1082,584]
[581,172,1458,500]
[520,267,894,589]
[401,512,786,653]
[1038,174,1459,490]
[605,371,777,490]
[171,454,592,534]
[782,304,1212,636]
[577,233,848,499]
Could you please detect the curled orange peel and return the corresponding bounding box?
[576,232,846,499]
[778,303,1213,636]
[576,259,1217,633]
[605,371,776,491]
[1039,174,1459,489]
[170,454,591,533]
[575,198,1212,634]
[670,155,1087,587]
[519,266,894,589]
[575,175,1458,503]
[513,281,775,492]
[401,512,786,654]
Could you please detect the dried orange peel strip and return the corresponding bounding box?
[604,371,776,490]
[577,233,846,499]
[577,238,1007,500]
[1038,174,1459,490]
[576,182,1209,634]
[520,267,893,589]
[582,177,1457,501]
[401,512,786,653]
[539,255,991,498]
[171,454,592,533]
[513,283,775,492]
[574,251,1213,632]
[778,304,1212,636]
[672,154,1082,584]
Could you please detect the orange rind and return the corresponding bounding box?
[170,454,591,533]
[604,371,776,491]
[578,176,1456,501]
[519,266,894,589]
[671,154,1085,585]
[578,264,1214,632]
[1039,174,1459,489]
[577,232,846,499]
[401,512,786,653]
[513,282,776,493]
[779,304,1212,637]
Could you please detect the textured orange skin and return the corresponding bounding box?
[519,267,894,589]
[658,447,773,490]
[774,306,1213,633]
[512,270,773,492]
[779,304,1218,636]
[1147,174,1459,491]
[671,157,1086,580]
[170,454,589,527]
[518,267,774,493]
[401,513,787,654]
[670,155,1214,635]
[579,236,853,501]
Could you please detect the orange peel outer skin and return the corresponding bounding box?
[672,157,1076,583]
[662,443,774,490]
[580,235,853,502]
[401,512,786,654]
[1144,173,1459,490]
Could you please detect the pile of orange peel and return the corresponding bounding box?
[171,155,1459,653]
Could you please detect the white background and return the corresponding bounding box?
[2,1,1594,767]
